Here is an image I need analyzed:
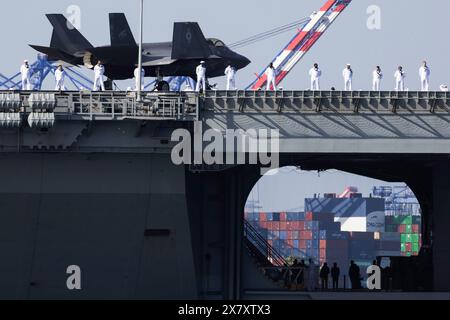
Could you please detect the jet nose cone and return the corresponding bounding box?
[242,56,251,67]
[236,54,251,69]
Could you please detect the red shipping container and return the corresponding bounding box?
[280,222,287,230]
[280,212,287,221]
[398,224,406,233]
[320,249,326,258]
[287,231,292,239]
[412,224,419,233]
[299,240,307,249]
[268,240,273,246]
[305,212,313,221]
[405,243,412,252]
[287,239,293,247]
[303,231,312,239]
[291,221,299,229]
[260,221,267,229]
[320,240,327,249]
[299,221,305,230]
[286,222,292,230]
[260,212,267,221]
[272,222,280,230]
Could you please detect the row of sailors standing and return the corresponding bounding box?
[304,61,431,91]
[18,59,433,92]
[20,60,107,91]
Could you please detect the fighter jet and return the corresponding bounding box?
[30,13,251,90]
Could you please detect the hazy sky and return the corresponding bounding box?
[247,168,405,212]
[1,0,450,90]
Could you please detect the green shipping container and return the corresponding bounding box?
[401,243,406,252]
[394,216,403,224]
[411,234,419,243]
[412,242,419,252]
[401,234,412,242]
[406,252,412,257]
[402,216,413,225]
[405,225,412,233]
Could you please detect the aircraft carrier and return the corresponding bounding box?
[3,0,450,301]
[1,89,450,300]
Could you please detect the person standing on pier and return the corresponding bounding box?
[331,262,340,290]
[419,60,431,91]
[54,65,66,91]
[224,64,236,90]
[343,64,353,91]
[196,61,207,93]
[265,63,277,91]
[20,60,32,90]
[372,66,383,91]
[309,63,322,91]
[394,66,406,91]
[93,61,106,91]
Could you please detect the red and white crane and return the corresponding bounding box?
[246,0,352,90]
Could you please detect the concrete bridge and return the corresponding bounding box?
[1,90,450,299]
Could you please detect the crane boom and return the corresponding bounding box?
[247,0,352,90]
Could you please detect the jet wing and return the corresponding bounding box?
[141,56,177,67]
[86,46,137,65]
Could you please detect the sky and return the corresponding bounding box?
[0,0,431,208]
[1,0,450,90]
[247,168,406,212]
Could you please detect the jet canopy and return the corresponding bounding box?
[207,38,226,47]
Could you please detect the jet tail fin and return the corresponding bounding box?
[171,22,212,59]
[109,13,137,46]
[47,14,93,55]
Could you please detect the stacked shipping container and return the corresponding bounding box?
[244,198,422,270]
[385,215,421,256]
[245,211,349,266]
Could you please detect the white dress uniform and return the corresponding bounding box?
[196,63,207,92]
[93,64,106,91]
[265,67,277,91]
[343,67,353,91]
[372,69,383,91]
[20,63,32,90]
[419,65,431,91]
[394,70,406,91]
[54,69,66,91]
[224,65,236,90]
[309,67,322,91]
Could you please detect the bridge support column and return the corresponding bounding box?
[432,161,450,290]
